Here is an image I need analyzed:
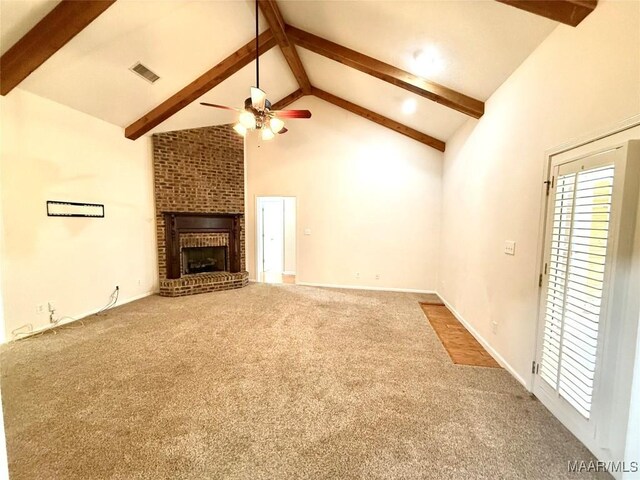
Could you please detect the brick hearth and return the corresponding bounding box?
[159,272,249,297]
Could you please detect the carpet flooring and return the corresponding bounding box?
[1,284,606,479]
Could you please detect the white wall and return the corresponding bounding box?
[246,96,443,292]
[438,0,640,387]
[0,89,158,341]
[283,197,296,274]
[0,130,5,343]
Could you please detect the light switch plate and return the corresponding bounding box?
[504,240,516,256]
[304,228,311,236]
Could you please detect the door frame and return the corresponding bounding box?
[255,195,297,281]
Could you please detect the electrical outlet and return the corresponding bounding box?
[304,228,312,236]
[36,304,45,315]
[504,240,516,256]
[355,272,360,279]
[137,279,141,286]
[375,274,380,280]
[492,321,498,334]
[48,302,56,323]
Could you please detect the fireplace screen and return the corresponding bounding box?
[182,246,227,275]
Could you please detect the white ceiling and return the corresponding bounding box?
[0,0,557,141]
[0,0,58,55]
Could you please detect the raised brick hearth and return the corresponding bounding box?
[160,272,248,297]
[153,124,248,296]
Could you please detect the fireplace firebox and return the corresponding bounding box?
[182,246,227,275]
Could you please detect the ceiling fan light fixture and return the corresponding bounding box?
[233,123,247,137]
[239,110,257,129]
[261,127,275,141]
[270,117,286,133]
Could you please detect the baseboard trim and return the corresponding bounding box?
[8,290,157,342]
[297,281,437,294]
[436,292,529,389]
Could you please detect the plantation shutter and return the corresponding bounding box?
[540,164,615,419]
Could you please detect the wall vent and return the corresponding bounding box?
[130,62,160,83]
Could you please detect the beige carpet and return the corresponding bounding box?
[1,284,606,479]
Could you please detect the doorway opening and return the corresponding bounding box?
[256,196,296,284]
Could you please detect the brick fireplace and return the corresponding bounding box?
[153,125,249,297]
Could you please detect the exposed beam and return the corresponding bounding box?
[312,87,445,152]
[272,89,306,110]
[258,0,312,94]
[496,0,597,27]
[125,30,277,140]
[0,0,116,96]
[287,26,484,119]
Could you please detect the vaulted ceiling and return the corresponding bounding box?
[1,0,571,150]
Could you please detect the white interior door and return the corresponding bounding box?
[259,198,284,274]
[534,147,621,443]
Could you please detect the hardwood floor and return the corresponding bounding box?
[420,302,501,368]
[258,272,296,284]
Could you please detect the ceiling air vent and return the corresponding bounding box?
[130,62,160,84]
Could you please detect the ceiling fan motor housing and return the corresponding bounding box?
[244,97,271,111]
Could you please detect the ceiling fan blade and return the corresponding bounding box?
[250,87,267,110]
[200,102,240,111]
[278,127,289,135]
[272,109,312,119]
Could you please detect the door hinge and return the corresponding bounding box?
[532,361,540,374]
[539,273,543,287]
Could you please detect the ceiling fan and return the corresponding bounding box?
[200,0,311,140]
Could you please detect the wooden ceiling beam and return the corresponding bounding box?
[0,0,116,96]
[312,87,445,152]
[258,0,312,94]
[496,0,597,27]
[287,26,484,119]
[125,30,277,140]
[272,89,306,110]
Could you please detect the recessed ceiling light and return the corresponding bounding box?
[402,98,417,115]
[412,46,444,77]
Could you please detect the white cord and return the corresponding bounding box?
[95,287,119,316]
[11,286,120,340]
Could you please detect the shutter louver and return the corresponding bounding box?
[540,165,615,419]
